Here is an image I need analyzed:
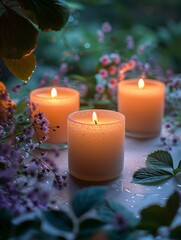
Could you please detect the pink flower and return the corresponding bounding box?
[110,53,121,64]
[108,65,117,75]
[97,29,104,42]
[128,59,136,69]
[117,72,125,81]
[102,22,112,33]
[100,54,111,66]
[96,84,105,94]
[119,63,129,73]
[109,78,117,86]
[80,85,88,97]
[53,74,60,86]
[99,69,108,79]
[108,87,116,96]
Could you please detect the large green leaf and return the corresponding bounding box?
[18,0,69,32]
[146,150,174,170]
[71,186,107,218]
[3,54,36,82]
[132,168,173,184]
[0,7,38,59]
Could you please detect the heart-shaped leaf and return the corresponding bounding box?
[146,150,174,169]
[18,0,69,32]
[71,186,107,218]
[0,7,38,59]
[132,168,173,184]
[3,54,36,82]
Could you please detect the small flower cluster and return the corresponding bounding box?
[0,85,66,215]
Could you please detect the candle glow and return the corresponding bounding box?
[138,79,145,89]
[51,88,57,98]
[92,111,98,124]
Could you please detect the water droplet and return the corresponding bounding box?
[131,205,134,208]
[125,188,131,193]
[157,186,162,190]
[136,193,144,197]
[84,43,91,49]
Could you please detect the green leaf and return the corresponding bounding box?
[43,209,73,232]
[139,205,166,234]
[132,168,173,184]
[71,186,107,217]
[146,150,174,169]
[170,225,181,240]
[14,218,41,237]
[18,0,69,32]
[0,7,38,59]
[76,218,105,240]
[177,160,181,169]
[3,54,36,82]
[97,199,138,227]
[165,191,181,220]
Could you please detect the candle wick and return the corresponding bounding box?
[94,120,97,125]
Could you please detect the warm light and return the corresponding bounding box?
[92,111,98,124]
[138,79,145,89]
[51,88,57,98]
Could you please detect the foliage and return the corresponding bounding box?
[0,0,69,81]
[0,186,180,240]
[133,150,181,184]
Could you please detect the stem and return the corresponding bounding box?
[0,0,6,7]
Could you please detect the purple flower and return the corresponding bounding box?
[126,35,135,49]
[97,29,104,42]
[102,21,112,33]
[96,84,105,94]
[60,63,68,75]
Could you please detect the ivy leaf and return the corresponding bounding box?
[146,150,174,170]
[165,191,181,221]
[132,168,173,184]
[43,209,73,232]
[76,218,105,240]
[0,7,38,59]
[3,54,36,82]
[71,186,107,218]
[18,0,69,32]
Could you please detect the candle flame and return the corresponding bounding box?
[138,79,145,89]
[51,88,57,98]
[92,111,98,125]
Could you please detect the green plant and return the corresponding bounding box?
[0,186,180,240]
[0,0,69,81]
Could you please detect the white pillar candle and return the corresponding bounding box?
[118,79,165,138]
[68,109,125,181]
[30,87,79,144]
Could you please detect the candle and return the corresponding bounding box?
[118,79,165,138]
[30,87,79,145]
[68,109,125,181]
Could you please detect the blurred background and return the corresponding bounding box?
[1,0,181,93]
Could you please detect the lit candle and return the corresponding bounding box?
[118,79,165,138]
[68,109,125,181]
[30,87,79,145]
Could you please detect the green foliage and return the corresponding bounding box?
[71,186,107,217]
[0,187,180,240]
[133,150,181,184]
[0,0,69,81]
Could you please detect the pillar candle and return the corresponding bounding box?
[68,109,125,181]
[30,87,79,144]
[118,79,165,138]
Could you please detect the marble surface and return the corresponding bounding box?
[47,131,181,223]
